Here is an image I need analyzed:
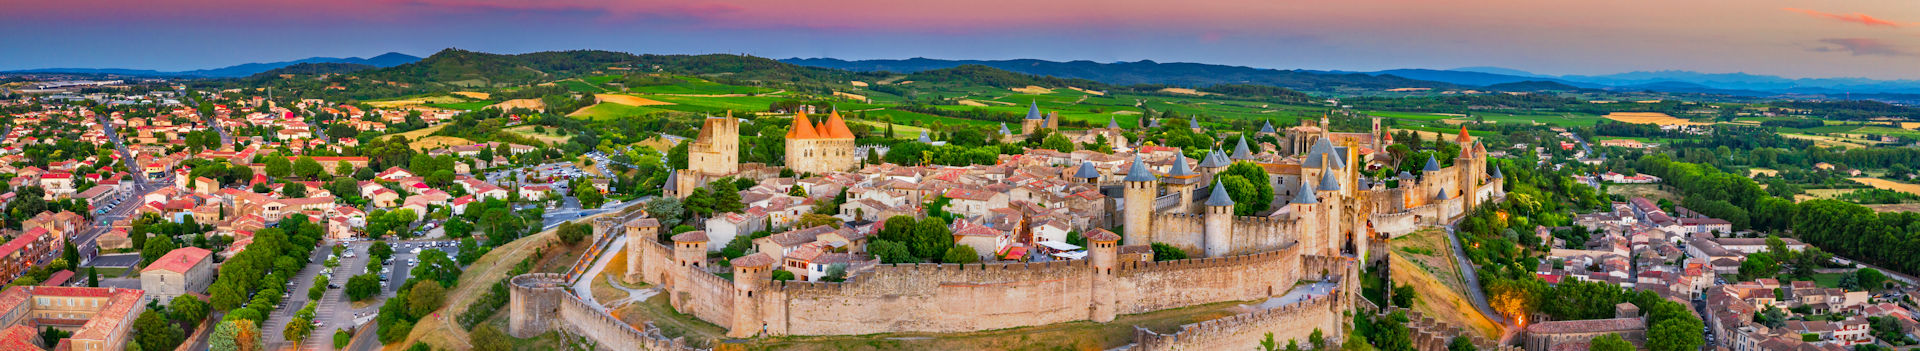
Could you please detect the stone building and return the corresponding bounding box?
[1018,101,1059,135]
[0,286,146,351]
[1524,303,1649,350]
[783,110,857,175]
[673,114,746,197]
[139,247,214,302]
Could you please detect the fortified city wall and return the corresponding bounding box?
[507,273,705,350]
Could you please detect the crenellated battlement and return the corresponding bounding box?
[509,272,709,350]
[1115,249,1291,273]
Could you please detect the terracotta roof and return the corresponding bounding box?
[141,247,212,274]
[819,110,855,139]
[786,111,821,139]
[1086,228,1120,242]
[671,231,709,243]
[731,253,775,268]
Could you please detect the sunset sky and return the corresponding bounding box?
[5,0,1919,79]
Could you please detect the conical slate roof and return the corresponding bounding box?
[1231,136,1253,160]
[1398,171,1415,179]
[1198,148,1230,168]
[1491,166,1504,179]
[1123,155,1158,182]
[1168,152,1197,177]
[1147,118,1161,128]
[1436,187,1451,200]
[1206,180,1236,207]
[999,123,1012,135]
[917,131,933,143]
[663,168,679,194]
[1073,161,1101,179]
[1260,120,1276,134]
[1318,169,1342,191]
[1290,181,1318,205]
[1026,101,1044,120]
[1422,155,1442,172]
[1303,137,1344,169]
[1107,116,1120,129]
[1189,119,1201,129]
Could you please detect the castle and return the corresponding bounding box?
[1019,101,1059,135]
[783,109,858,174]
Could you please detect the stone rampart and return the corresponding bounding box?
[1131,294,1345,351]
[1148,213,1204,253]
[764,259,1095,335]
[680,269,735,328]
[1227,215,1298,255]
[1113,247,1300,314]
[509,273,706,350]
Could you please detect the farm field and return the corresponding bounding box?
[594,94,672,106]
[629,76,774,95]
[569,102,675,120]
[1606,183,1680,203]
[1749,168,1779,177]
[451,91,491,99]
[1781,133,1871,149]
[1851,177,1920,196]
[425,100,496,111]
[488,98,545,111]
[1603,112,1710,126]
[506,125,574,145]
[409,136,474,151]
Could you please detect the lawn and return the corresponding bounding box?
[1811,272,1848,288]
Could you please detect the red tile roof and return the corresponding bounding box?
[141,247,211,274]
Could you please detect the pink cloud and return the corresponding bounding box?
[1783,8,1911,27]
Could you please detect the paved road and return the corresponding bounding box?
[1442,225,1517,344]
[180,89,233,146]
[76,112,170,262]
[262,242,337,349]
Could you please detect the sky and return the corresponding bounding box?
[4,0,1920,80]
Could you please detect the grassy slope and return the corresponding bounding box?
[1388,228,1504,340]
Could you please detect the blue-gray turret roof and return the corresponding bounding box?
[917,131,933,143]
[1147,118,1161,128]
[1491,166,1504,179]
[1436,188,1451,200]
[1196,149,1226,168]
[1303,137,1345,169]
[1290,181,1319,205]
[1206,180,1236,207]
[1260,120,1276,134]
[1318,169,1342,191]
[1422,155,1442,172]
[1073,161,1100,179]
[1398,171,1415,180]
[663,168,679,193]
[998,123,1011,135]
[1168,152,1197,177]
[1231,136,1253,160]
[1107,116,1120,129]
[1124,155,1158,182]
[1025,101,1043,120]
[1189,119,1201,129]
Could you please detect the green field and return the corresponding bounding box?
[1364,111,1458,120]
[639,95,789,113]
[555,79,609,93]
[862,109,1000,128]
[629,76,774,95]
[425,101,497,111]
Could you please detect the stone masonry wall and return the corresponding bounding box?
[509,273,706,351]
[1132,294,1344,351]
[766,260,1095,335]
[1112,246,1301,314]
[1149,213,1204,253]
[1227,216,1299,256]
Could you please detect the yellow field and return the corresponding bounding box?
[1603,112,1710,126]
[388,124,446,141]
[594,94,672,106]
[849,81,869,87]
[506,125,572,145]
[409,136,474,151]
[1749,168,1779,177]
[366,100,427,108]
[1069,86,1105,96]
[1852,177,1920,195]
[451,91,491,99]
[1010,85,1055,94]
[488,98,545,111]
[1158,88,1214,96]
[957,100,989,107]
[833,91,869,102]
[1782,133,1869,149]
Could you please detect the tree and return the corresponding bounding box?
[1647,316,1706,351]
[141,236,177,267]
[370,242,393,263]
[470,324,511,351]
[407,280,447,319]
[86,266,98,287]
[787,184,807,197]
[133,309,186,351]
[209,319,260,351]
[646,197,685,229]
[40,326,71,347]
[1041,133,1075,152]
[869,240,915,263]
[1219,162,1275,215]
[335,161,354,176]
[1589,333,1632,351]
[347,274,381,301]
[169,295,209,323]
[796,213,843,229]
[1448,336,1478,351]
[1857,268,1889,290]
[294,157,325,179]
[61,240,77,270]
[556,221,592,244]
[264,157,291,178]
[334,329,352,349]
[577,185,605,209]
[1392,283,1419,308]
[1150,242,1187,261]
[282,182,307,198]
[942,245,980,264]
[771,270,796,281]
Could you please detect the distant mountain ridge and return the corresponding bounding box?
[7,52,421,78]
[782,57,1457,91]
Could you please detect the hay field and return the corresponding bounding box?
[1157,88,1214,96]
[1782,133,1869,149]
[367,100,427,108]
[594,94,672,106]
[1749,168,1779,177]
[849,81,869,87]
[1011,85,1055,94]
[451,91,491,99]
[1603,112,1710,126]
[1852,178,1920,195]
[833,91,869,102]
[388,124,447,141]
[410,136,475,151]
[1069,87,1105,96]
[506,125,572,145]
[488,98,545,111]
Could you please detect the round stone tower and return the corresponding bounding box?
[1086,229,1122,323]
[1122,155,1158,246]
[728,253,774,338]
[1203,180,1235,258]
[669,231,709,311]
[624,218,659,284]
[507,273,568,338]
